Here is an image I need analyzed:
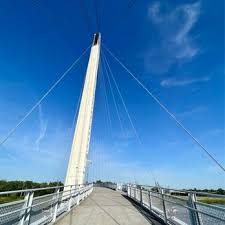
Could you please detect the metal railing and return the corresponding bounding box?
[127,185,225,225]
[0,183,93,225]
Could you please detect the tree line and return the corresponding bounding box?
[0,180,224,195]
[0,180,63,196]
[188,188,225,195]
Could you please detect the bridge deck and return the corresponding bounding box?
[55,187,164,225]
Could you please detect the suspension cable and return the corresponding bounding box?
[103,50,159,184]
[103,44,225,173]
[102,51,142,145]
[101,53,125,138]
[99,57,112,136]
[0,46,91,147]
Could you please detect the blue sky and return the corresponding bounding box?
[0,0,224,189]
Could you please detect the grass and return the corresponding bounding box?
[198,197,225,205]
[169,194,225,205]
[0,195,23,204]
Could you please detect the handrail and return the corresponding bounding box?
[0,183,93,225]
[131,186,225,219]
[127,184,225,225]
[140,184,225,198]
[0,183,89,196]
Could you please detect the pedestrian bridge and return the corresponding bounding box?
[0,23,224,225]
[55,187,162,225]
[0,184,225,225]
[0,1,224,224]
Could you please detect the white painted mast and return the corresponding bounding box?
[64,33,101,186]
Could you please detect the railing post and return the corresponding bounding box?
[87,185,90,196]
[84,188,87,199]
[140,187,143,205]
[89,184,93,194]
[188,193,201,225]
[52,187,60,222]
[134,186,136,200]
[76,186,80,206]
[148,190,152,210]
[81,189,84,201]
[131,186,133,198]
[127,184,130,197]
[85,187,88,198]
[83,188,86,200]
[129,185,132,197]
[19,191,34,225]
[67,185,72,211]
[161,188,168,223]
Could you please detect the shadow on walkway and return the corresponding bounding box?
[121,194,166,225]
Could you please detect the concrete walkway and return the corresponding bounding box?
[55,187,164,225]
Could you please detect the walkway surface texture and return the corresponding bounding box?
[55,187,164,225]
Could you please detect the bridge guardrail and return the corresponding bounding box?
[0,183,93,225]
[127,184,225,225]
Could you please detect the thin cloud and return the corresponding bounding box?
[35,104,48,151]
[204,128,224,137]
[115,129,135,140]
[177,106,207,118]
[2,122,71,166]
[146,1,201,74]
[160,76,210,87]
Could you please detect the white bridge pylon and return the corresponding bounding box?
[64,33,101,187]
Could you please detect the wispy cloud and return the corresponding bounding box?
[35,104,48,151]
[177,106,207,118]
[160,76,210,87]
[203,128,224,137]
[1,122,71,167]
[146,1,201,73]
[114,129,135,140]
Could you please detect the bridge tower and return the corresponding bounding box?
[64,33,101,186]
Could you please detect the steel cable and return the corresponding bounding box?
[0,46,91,147]
[103,44,225,173]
